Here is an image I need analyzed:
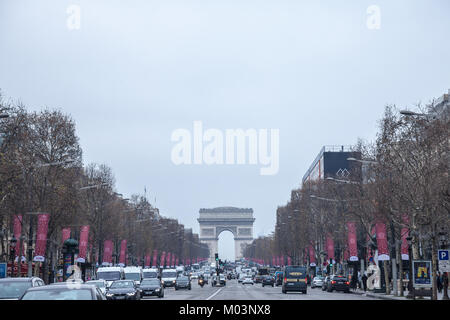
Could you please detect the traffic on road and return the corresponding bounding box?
[0,259,377,300]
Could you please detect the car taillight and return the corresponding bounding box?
[331,281,336,284]
[284,278,287,282]
[346,281,350,285]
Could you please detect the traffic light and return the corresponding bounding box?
[215,253,219,261]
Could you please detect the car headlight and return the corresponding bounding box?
[127,292,135,296]
[161,280,164,284]
[173,280,176,283]
[106,293,113,297]
[155,288,160,291]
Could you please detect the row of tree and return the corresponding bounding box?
[0,93,209,283]
[244,99,449,299]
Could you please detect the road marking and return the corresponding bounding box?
[206,287,223,300]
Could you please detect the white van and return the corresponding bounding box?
[96,266,124,288]
[161,268,178,288]
[143,268,159,279]
[123,266,143,285]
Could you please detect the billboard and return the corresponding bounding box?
[302,146,361,185]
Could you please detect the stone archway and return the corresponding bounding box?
[198,207,255,262]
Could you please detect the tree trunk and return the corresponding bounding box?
[399,256,404,296]
[383,260,390,294]
[431,235,438,300]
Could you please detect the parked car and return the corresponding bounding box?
[322,276,330,291]
[326,275,350,293]
[175,276,191,290]
[282,265,307,294]
[106,280,141,300]
[311,276,325,289]
[0,277,45,300]
[20,283,106,300]
[86,279,107,295]
[242,275,254,285]
[139,278,164,298]
[254,274,263,283]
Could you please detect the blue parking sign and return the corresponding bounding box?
[439,250,449,261]
[0,263,6,278]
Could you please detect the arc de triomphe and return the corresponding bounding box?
[198,207,255,262]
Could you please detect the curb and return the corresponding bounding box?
[351,290,404,300]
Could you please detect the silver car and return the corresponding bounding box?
[86,279,107,295]
[311,276,325,288]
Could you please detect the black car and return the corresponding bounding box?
[139,279,164,298]
[175,276,191,290]
[0,277,45,300]
[326,275,350,293]
[282,266,307,294]
[106,280,141,300]
[20,283,106,300]
[262,275,275,287]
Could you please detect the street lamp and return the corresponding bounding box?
[406,236,414,299]
[438,232,449,300]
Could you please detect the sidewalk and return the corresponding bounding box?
[352,288,447,300]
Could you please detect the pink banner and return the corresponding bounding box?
[309,245,316,265]
[152,250,158,267]
[166,252,171,267]
[186,257,190,265]
[375,221,389,260]
[103,240,113,264]
[176,257,179,266]
[287,256,292,266]
[145,254,151,267]
[13,215,23,258]
[119,239,127,265]
[62,228,71,244]
[171,254,175,267]
[34,214,50,261]
[326,234,335,260]
[77,226,89,262]
[272,257,275,266]
[401,215,410,260]
[346,222,358,261]
[161,251,166,266]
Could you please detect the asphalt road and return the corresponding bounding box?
[142,279,378,300]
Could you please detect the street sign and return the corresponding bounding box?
[0,263,6,278]
[438,250,450,272]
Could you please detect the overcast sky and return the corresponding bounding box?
[1,0,449,261]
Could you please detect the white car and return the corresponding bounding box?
[311,276,325,289]
[191,273,199,279]
[86,279,107,295]
[242,276,254,285]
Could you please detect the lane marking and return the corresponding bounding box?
[206,287,223,300]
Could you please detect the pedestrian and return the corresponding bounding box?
[437,272,443,293]
[361,272,368,291]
